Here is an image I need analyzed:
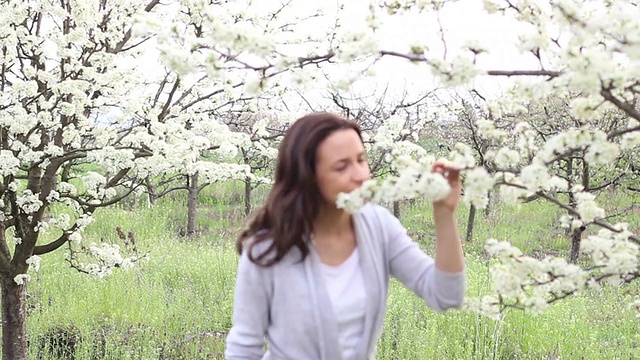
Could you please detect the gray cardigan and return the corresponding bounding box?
[224,203,466,360]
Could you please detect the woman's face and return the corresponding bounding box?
[314,129,371,208]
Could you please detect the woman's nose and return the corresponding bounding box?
[353,163,371,183]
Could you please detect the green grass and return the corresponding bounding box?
[377,259,640,359]
[22,183,640,359]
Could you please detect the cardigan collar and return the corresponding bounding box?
[305,210,384,360]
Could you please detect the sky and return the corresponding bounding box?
[337,0,540,99]
[128,0,543,116]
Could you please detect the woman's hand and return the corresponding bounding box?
[431,161,462,213]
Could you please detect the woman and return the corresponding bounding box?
[225,112,466,360]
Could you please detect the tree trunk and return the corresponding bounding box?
[144,176,157,206]
[187,173,198,236]
[392,201,401,219]
[244,177,252,216]
[2,274,27,360]
[569,226,585,263]
[465,204,477,242]
[483,191,491,217]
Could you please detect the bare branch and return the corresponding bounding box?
[486,70,562,78]
[155,185,189,198]
[33,231,70,255]
[601,88,640,124]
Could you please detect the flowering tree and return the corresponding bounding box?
[222,108,289,216]
[337,0,640,317]
[136,77,256,237]
[504,93,636,263]
[2,2,638,360]
[0,1,170,356]
[428,90,502,242]
[0,0,344,358]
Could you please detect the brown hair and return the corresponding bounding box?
[237,112,363,266]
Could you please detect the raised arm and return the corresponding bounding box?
[387,161,466,311]
[386,212,466,312]
[431,161,464,273]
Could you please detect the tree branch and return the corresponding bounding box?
[156,186,189,198]
[486,70,562,78]
[33,232,70,255]
[601,88,640,124]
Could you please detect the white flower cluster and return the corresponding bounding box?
[621,119,640,150]
[463,167,494,209]
[14,274,30,286]
[81,172,116,202]
[336,154,452,213]
[513,122,539,161]
[252,117,272,139]
[496,173,526,205]
[538,127,619,165]
[476,119,508,142]
[466,239,589,318]
[469,218,639,317]
[334,30,380,62]
[369,115,428,162]
[189,162,252,184]
[87,147,135,174]
[251,139,279,160]
[429,55,482,88]
[373,115,407,150]
[518,164,551,192]
[58,182,78,196]
[0,150,20,176]
[361,0,640,319]
[16,190,43,214]
[493,148,521,168]
[449,143,476,168]
[77,243,135,278]
[581,225,638,276]
[574,191,605,223]
[65,214,95,244]
[150,0,337,84]
[26,255,42,272]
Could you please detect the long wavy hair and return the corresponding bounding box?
[237,112,363,266]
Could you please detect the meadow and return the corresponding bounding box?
[24,182,640,359]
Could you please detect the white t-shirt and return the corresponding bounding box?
[320,248,366,360]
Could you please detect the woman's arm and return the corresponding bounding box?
[386,161,466,311]
[431,161,465,273]
[386,214,466,312]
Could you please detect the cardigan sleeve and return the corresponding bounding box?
[381,207,466,312]
[224,248,271,359]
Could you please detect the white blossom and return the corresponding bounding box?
[463,167,494,209]
[75,243,135,278]
[574,191,605,223]
[16,190,43,214]
[0,150,20,176]
[493,148,521,168]
[336,156,455,212]
[68,232,82,244]
[26,255,42,272]
[581,225,639,275]
[477,120,507,141]
[449,143,476,168]
[519,164,550,192]
[14,274,30,285]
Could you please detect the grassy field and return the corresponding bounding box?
[24,182,640,359]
